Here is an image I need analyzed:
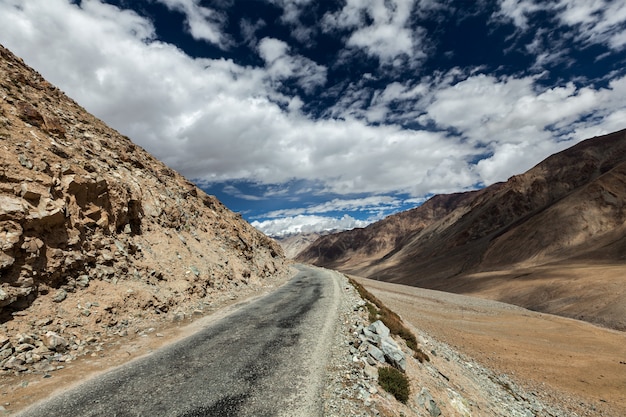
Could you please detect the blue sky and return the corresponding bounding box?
[1,1,625,236]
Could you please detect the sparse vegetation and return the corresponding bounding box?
[349,277,383,307]
[378,366,410,403]
[413,347,430,363]
[365,301,379,322]
[348,276,419,352]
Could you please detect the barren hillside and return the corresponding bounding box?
[0,44,289,374]
[274,233,324,259]
[296,191,479,269]
[298,129,626,330]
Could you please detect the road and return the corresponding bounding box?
[17,264,343,417]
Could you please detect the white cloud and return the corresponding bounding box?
[496,0,626,50]
[251,214,371,237]
[261,196,404,219]
[222,185,263,201]
[421,70,626,183]
[493,0,544,30]
[258,37,327,93]
[240,18,266,47]
[324,77,427,124]
[266,0,318,45]
[556,1,626,49]
[156,0,230,47]
[322,0,424,64]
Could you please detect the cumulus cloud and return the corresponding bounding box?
[258,37,327,93]
[322,0,424,64]
[266,0,318,45]
[420,70,626,183]
[251,214,371,237]
[0,1,476,196]
[157,0,230,47]
[495,0,626,50]
[261,196,404,219]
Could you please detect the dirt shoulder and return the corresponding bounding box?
[0,267,296,415]
[354,275,626,417]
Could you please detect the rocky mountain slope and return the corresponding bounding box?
[274,232,327,258]
[0,44,289,373]
[298,129,626,330]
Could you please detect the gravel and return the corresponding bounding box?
[321,272,578,417]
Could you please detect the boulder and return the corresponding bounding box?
[16,102,44,127]
[0,196,26,219]
[0,287,14,307]
[19,183,47,203]
[0,221,23,251]
[21,237,44,255]
[16,334,35,345]
[361,327,380,345]
[368,320,390,338]
[15,343,35,353]
[360,320,407,371]
[367,344,386,364]
[417,387,441,417]
[3,356,27,372]
[52,289,67,303]
[0,252,15,270]
[42,331,68,352]
[0,348,13,361]
[380,336,406,372]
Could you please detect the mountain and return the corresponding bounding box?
[297,128,626,330]
[0,44,288,371]
[274,232,339,259]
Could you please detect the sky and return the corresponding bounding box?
[0,0,625,237]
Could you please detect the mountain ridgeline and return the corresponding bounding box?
[297,129,626,330]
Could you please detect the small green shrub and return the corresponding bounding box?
[378,366,410,403]
[365,301,379,322]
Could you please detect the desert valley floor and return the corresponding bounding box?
[354,274,626,417]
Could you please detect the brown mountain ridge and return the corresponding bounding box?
[298,128,626,330]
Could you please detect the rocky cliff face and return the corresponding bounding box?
[0,44,288,372]
[298,129,626,329]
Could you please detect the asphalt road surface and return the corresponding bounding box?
[17,264,343,417]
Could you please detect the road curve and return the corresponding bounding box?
[17,264,343,417]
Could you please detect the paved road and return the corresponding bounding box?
[17,264,342,417]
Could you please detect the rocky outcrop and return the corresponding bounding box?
[0,44,288,373]
[360,320,406,372]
